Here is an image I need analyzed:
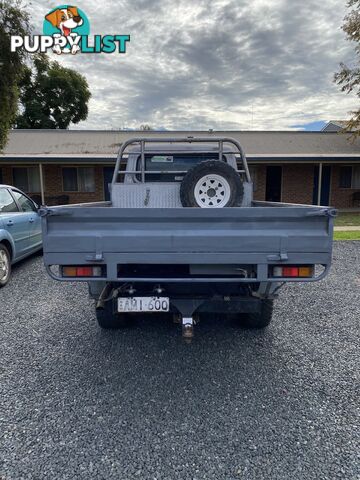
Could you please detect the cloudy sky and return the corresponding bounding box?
[30,0,357,130]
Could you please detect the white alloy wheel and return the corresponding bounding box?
[0,248,10,283]
[180,160,244,208]
[194,174,231,207]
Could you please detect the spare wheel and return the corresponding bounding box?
[180,160,244,208]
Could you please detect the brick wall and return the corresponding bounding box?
[43,165,104,204]
[281,164,314,204]
[1,162,360,208]
[1,166,13,186]
[0,164,105,204]
[250,164,314,204]
[251,165,266,201]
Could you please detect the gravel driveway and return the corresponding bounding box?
[0,243,359,480]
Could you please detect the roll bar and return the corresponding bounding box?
[111,136,251,185]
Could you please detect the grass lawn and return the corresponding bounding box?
[334,213,360,226]
[334,231,360,241]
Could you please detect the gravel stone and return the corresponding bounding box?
[0,243,359,479]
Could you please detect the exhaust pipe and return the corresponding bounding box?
[96,283,113,310]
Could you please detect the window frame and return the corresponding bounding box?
[11,189,38,213]
[339,166,353,189]
[0,187,20,214]
[248,165,258,192]
[351,165,360,189]
[339,165,360,189]
[135,153,227,183]
[12,166,41,193]
[61,166,96,193]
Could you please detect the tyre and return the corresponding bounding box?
[239,299,274,329]
[180,160,244,208]
[95,300,130,329]
[0,243,11,288]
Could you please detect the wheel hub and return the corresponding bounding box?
[0,250,9,281]
[194,174,231,207]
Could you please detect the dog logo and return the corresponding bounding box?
[44,5,89,55]
[11,6,130,56]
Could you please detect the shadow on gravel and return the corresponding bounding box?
[77,313,278,407]
[11,249,43,274]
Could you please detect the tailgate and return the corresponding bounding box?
[41,206,335,282]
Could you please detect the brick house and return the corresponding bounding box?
[1,129,360,209]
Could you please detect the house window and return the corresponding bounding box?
[339,166,360,188]
[62,167,95,192]
[353,166,360,188]
[249,166,257,191]
[13,167,40,193]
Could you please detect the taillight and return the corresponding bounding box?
[271,265,314,278]
[61,266,104,277]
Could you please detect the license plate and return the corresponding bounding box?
[117,296,170,313]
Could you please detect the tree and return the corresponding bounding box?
[0,0,30,150]
[16,54,91,129]
[334,0,360,137]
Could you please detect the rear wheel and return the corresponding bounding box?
[95,301,130,329]
[0,243,11,288]
[238,299,274,329]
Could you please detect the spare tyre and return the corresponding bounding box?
[180,160,244,208]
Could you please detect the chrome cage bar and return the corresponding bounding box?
[111,137,252,185]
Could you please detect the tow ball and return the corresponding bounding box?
[182,317,194,342]
[173,314,196,341]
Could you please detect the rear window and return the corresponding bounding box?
[136,153,226,182]
[0,189,18,213]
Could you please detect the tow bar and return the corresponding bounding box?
[182,317,194,342]
[171,299,204,342]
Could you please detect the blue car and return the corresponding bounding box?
[0,185,42,287]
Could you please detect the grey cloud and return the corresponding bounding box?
[30,0,356,129]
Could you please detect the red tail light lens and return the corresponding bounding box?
[282,267,299,277]
[62,266,104,277]
[76,267,93,277]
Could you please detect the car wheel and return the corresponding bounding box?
[180,160,244,208]
[95,301,130,329]
[0,243,11,288]
[238,299,274,329]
